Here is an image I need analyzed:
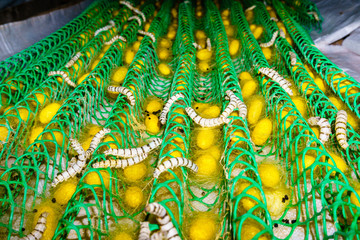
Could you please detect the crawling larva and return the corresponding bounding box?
[153,157,198,178]
[139,221,151,240]
[225,90,247,118]
[151,231,165,240]
[20,212,48,240]
[129,15,142,26]
[86,128,111,156]
[70,138,86,156]
[104,138,162,157]
[52,154,86,187]
[308,117,331,144]
[245,5,256,11]
[307,11,320,21]
[48,71,76,87]
[192,42,202,49]
[185,107,228,128]
[138,30,156,43]
[92,153,148,168]
[335,110,349,149]
[105,35,127,45]
[258,67,293,96]
[145,202,181,240]
[270,17,278,22]
[159,93,185,125]
[279,28,286,38]
[259,31,278,47]
[132,8,146,22]
[94,20,115,36]
[65,52,82,68]
[108,86,135,105]
[206,38,211,51]
[289,51,297,66]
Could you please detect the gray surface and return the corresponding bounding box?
[0,0,93,61]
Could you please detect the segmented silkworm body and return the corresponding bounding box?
[70,138,86,156]
[308,11,320,21]
[139,222,151,240]
[20,212,49,240]
[154,157,198,178]
[289,51,297,66]
[245,5,256,11]
[119,1,146,22]
[335,110,349,149]
[150,231,165,240]
[138,30,156,43]
[185,107,228,127]
[159,93,185,124]
[52,156,86,187]
[192,42,202,49]
[279,29,286,38]
[94,20,115,36]
[224,90,247,119]
[129,15,142,26]
[86,128,111,155]
[108,86,135,105]
[65,52,82,68]
[258,67,293,96]
[104,138,162,157]
[206,38,211,51]
[308,117,331,144]
[270,17,278,22]
[259,31,278,47]
[133,9,146,22]
[92,153,148,169]
[105,35,127,45]
[145,203,181,240]
[48,71,76,87]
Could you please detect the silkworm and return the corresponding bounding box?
[119,0,134,10]
[335,110,349,149]
[92,153,148,169]
[70,138,86,156]
[153,157,198,178]
[192,42,202,49]
[138,30,156,43]
[94,20,115,36]
[308,11,320,21]
[133,8,146,22]
[52,154,86,187]
[48,71,76,87]
[86,128,111,156]
[308,117,331,144]
[104,138,162,157]
[289,51,297,66]
[20,212,48,240]
[245,5,256,11]
[258,67,293,96]
[159,93,185,124]
[150,231,165,240]
[259,31,278,47]
[65,52,82,68]
[139,221,151,240]
[270,17,278,22]
[206,38,211,51]
[279,28,286,38]
[225,90,247,119]
[107,86,135,106]
[185,107,228,127]
[105,35,127,45]
[145,202,181,240]
[129,15,142,26]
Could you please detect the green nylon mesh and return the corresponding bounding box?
[0,0,360,239]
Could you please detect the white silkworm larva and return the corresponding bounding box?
[65,52,82,68]
[107,86,135,105]
[185,107,227,127]
[92,153,148,169]
[104,138,162,157]
[105,35,127,45]
[258,67,293,96]
[225,90,247,119]
[270,17,278,22]
[206,38,211,51]
[150,231,165,240]
[289,51,297,66]
[138,30,156,43]
[259,31,278,47]
[279,28,286,38]
[308,11,320,21]
[308,117,331,144]
[159,93,185,124]
[70,138,86,156]
[20,212,49,240]
[153,157,198,179]
[129,15,142,26]
[119,0,134,10]
[48,71,76,88]
[335,110,349,149]
[138,222,151,240]
[145,202,181,240]
[133,9,146,22]
[192,42,202,49]
[86,128,111,155]
[94,20,115,36]
[52,154,86,187]
[245,5,256,11]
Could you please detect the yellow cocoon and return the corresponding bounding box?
[158,63,171,76]
[124,163,147,182]
[77,73,89,85]
[327,151,348,175]
[112,66,128,84]
[264,187,291,218]
[196,128,216,150]
[195,30,207,40]
[112,232,133,240]
[247,96,265,125]
[261,47,272,60]
[328,96,343,110]
[124,49,135,65]
[31,202,61,240]
[229,39,240,57]
[53,181,77,205]
[145,98,163,113]
[28,126,44,145]
[39,103,61,124]
[189,213,217,240]
[159,38,172,48]
[240,219,269,240]
[251,118,273,146]
[196,49,213,61]
[235,181,261,212]
[200,105,221,118]
[83,170,110,190]
[0,125,9,142]
[241,79,258,99]
[124,186,144,208]
[195,153,218,177]
[158,48,170,61]
[291,96,307,118]
[258,163,281,188]
[145,114,161,134]
[238,71,253,82]
[198,61,211,73]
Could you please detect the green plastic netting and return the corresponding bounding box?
[0,0,360,239]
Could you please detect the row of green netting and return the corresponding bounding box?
[0,0,360,239]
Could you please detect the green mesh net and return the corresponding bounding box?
[0,0,360,239]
